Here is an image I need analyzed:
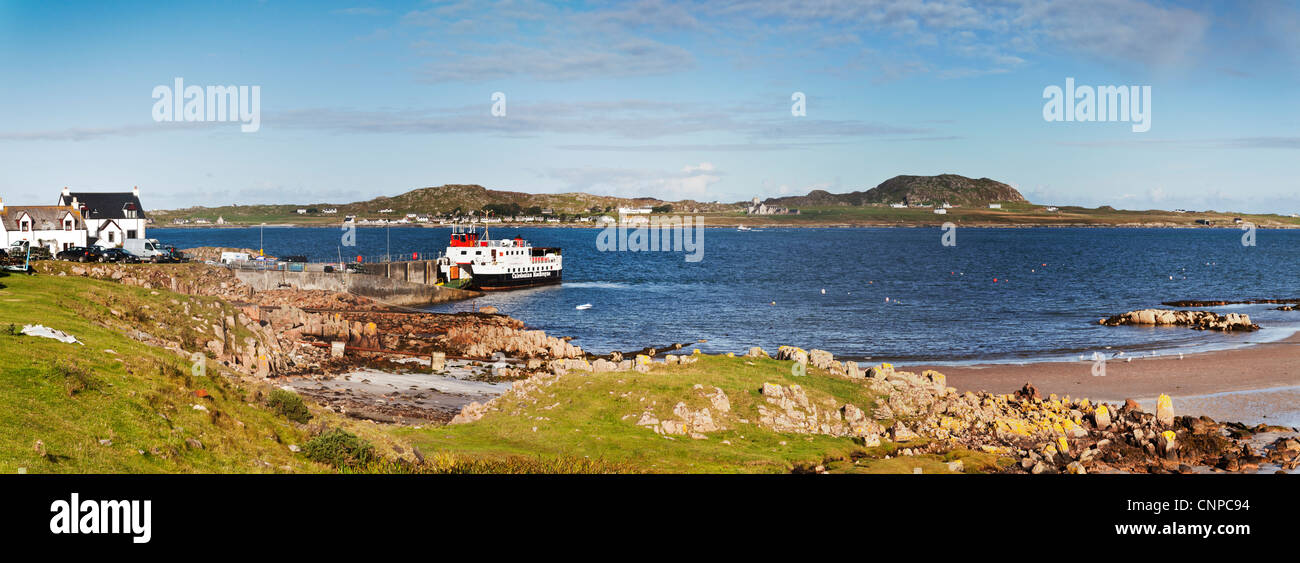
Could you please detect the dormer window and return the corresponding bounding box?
[123,203,138,219]
[64,218,73,231]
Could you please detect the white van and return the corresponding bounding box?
[220,251,251,264]
[123,238,166,261]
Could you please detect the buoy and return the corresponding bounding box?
[820,288,826,294]
[993,278,998,282]
[770,301,776,306]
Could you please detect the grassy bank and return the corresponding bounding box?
[0,269,390,473]
[397,355,1009,474]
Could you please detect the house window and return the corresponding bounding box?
[107,232,115,243]
[126,229,137,239]
[20,220,30,232]
[64,219,73,231]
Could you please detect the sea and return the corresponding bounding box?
[152,226,1300,364]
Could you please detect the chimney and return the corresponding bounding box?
[0,197,5,212]
[62,186,70,198]
[132,185,140,197]
[71,196,79,210]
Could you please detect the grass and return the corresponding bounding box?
[397,354,1010,473]
[0,268,395,474]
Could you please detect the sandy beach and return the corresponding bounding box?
[905,332,1300,427]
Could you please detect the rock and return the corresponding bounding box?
[845,362,863,379]
[890,422,918,442]
[775,345,809,365]
[1156,394,1175,426]
[946,460,964,473]
[1030,460,1056,474]
[708,388,731,413]
[1066,461,1087,474]
[1094,404,1111,428]
[745,346,769,358]
[478,306,499,315]
[430,352,447,371]
[808,349,836,370]
[288,444,301,452]
[185,438,204,450]
[592,359,617,373]
[1015,382,1040,400]
[665,354,680,365]
[98,439,112,447]
[1122,398,1142,413]
[867,363,894,379]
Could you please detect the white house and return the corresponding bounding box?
[0,198,88,253]
[988,203,1002,209]
[933,208,947,215]
[56,186,148,247]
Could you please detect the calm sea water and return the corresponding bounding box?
[152,226,1300,364]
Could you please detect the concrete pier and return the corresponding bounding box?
[234,269,480,307]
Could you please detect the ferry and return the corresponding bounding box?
[438,224,562,291]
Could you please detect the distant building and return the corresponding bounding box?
[1196,219,1215,226]
[322,208,338,214]
[890,203,907,209]
[1045,206,1059,212]
[617,207,652,216]
[57,186,148,247]
[988,203,1002,209]
[296,208,307,214]
[933,208,947,215]
[746,197,798,215]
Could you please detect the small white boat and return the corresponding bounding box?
[575,303,593,310]
[737,225,752,231]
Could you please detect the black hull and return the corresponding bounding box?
[471,270,563,291]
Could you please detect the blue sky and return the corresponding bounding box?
[1,0,1297,212]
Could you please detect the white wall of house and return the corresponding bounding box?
[2,209,88,253]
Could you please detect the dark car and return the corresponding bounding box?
[56,246,104,262]
[100,248,140,263]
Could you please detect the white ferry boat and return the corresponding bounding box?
[438,225,562,291]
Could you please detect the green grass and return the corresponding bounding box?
[0,269,387,474]
[397,355,1004,473]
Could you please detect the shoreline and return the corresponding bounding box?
[903,331,1300,406]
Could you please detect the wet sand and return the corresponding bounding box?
[904,333,1300,424]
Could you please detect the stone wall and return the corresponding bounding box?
[234,270,480,307]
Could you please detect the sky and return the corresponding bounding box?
[0,0,1297,213]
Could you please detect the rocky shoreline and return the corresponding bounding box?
[449,344,1300,474]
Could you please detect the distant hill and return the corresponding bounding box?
[763,174,1027,208]
[153,184,735,222]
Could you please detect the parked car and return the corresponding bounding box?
[99,248,140,263]
[56,246,104,262]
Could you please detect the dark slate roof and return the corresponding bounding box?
[58,192,147,220]
[1,206,85,231]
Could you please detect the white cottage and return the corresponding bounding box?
[0,198,88,253]
[56,186,148,247]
